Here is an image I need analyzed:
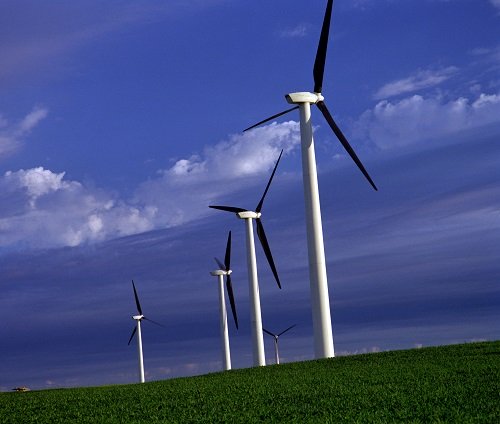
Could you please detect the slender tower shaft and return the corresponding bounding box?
[136,320,145,383]
[217,274,232,370]
[244,217,266,366]
[274,338,280,365]
[297,100,335,359]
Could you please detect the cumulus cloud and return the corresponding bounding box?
[374,67,458,100]
[0,121,300,249]
[4,167,72,207]
[164,121,299,182]
[0,106,48,158]
[353,92,500,149]
[134,121,300,227]
[0,167,156,248]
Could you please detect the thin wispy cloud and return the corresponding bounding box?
[350,0,375,10]
[0,106,48,158]
[490,0,500,12]
[470,45,500,78]
[0,4,133,81]
[374,67,458,100]
[0,0,224,82]
[279,24,308,38]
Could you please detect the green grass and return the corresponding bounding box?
[2,341,499,423]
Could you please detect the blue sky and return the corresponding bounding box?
[1,0,499,390]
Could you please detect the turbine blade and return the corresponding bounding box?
[243,106,299,132]
[278,324,297,337]
[313,0,334,93]
[316,101,378,191]
[256,149,283,213]
[226,274,239,330]
[209,205,247,214]
[143,317,166,328]
[224,231,231,271]
[127,326,137,345]
[132,280,143,315]
[214,257,224,270]
[255,219,281,289]
[262,328,275,337]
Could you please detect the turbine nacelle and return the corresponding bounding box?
[132,314,144,321]
[286,92,324,105]
[210,269,232,277]
[243,0,377,192]
[211,231,239,330]
[209,150,284,291]
[237,211,261,220]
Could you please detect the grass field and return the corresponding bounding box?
[1,341,499,423]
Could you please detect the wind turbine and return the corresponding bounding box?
[209,149,283,367]
[244,0,377,359]
[128,280,163,383]
[210,230,239,371]
[263,324,297,365]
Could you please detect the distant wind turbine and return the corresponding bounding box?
[263,324,297,365]
[209,149,283,366]
[128,280,163,383]
[210,230,239,371]
[244,0,377,359]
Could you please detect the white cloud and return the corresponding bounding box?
[134,121,300,227]
[0,167,156,248]
[4,167,74,207]
[165,121,299,181]
[374,67,458,100]
[353,92,500,149]
[0,121,300,249]
[0,106,48,158]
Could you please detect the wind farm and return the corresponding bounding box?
[1,0,500,413]
[209,149,283,367]
[3,342,499,422]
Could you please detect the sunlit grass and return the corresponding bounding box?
[2,341,499,423]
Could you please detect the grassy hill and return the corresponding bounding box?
[2,341,499,423]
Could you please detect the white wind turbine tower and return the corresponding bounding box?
[244,0,378,359]
[209,150,283,367]
[128,280,164,383]
[263,324,297,365]
[210,230,239,371]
